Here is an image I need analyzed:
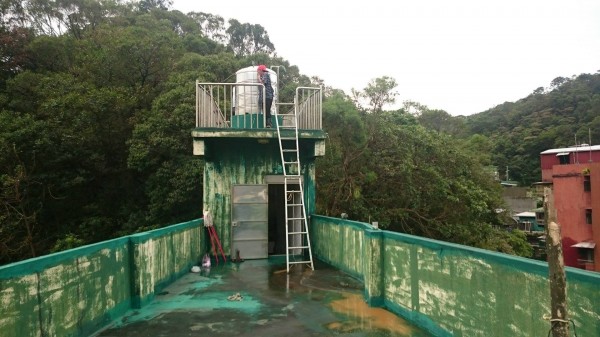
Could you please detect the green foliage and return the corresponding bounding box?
[226,19,275,56]
[464,72,600,184]
[353,76,398,113]
[137,0,173,12]
[188,12,226,43]
[480,229,533,257]
[51,233,85,253]
[316,94,529,253]
[126,69,203,230]
[417,108,466,136]
[0,27,35,87]
[316,91,369,213]
[0,111,43,261]
[0,2,552,264]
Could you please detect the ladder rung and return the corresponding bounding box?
[282,149,296,152]
[286,190,301,193]
[287,217,305,221]
[287,203,302,206]
[288,231,307,235]
[288,260,312,264]
[288,246,309,249]
[280,137,296,140]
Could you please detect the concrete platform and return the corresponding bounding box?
[95,258,432,337]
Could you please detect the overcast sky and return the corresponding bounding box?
[171,0,600,116]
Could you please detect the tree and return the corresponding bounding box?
[550,76,568,90]
[73,15,184,105]
[188,12,226,44]
[137,0,172,12]
[127,70,203,229]
[0,112,45,262]
[316,91,370,215]
[402,100,428,116]
[460,134,494,166]
[417,108,465,135]
[226,19,275,56]
[356,76,398,113]
[0,27,34,86]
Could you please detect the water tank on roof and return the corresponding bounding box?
[234,66,277,115]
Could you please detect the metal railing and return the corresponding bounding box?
[295,87,322,130]
[196,82,265,128]
[196,82,322,130]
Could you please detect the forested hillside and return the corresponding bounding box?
[463,73,600,185]
[1,0,571,264]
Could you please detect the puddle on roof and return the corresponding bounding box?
[327,292,416,336]
[97,259,433,337]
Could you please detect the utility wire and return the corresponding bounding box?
[546,319,578,337]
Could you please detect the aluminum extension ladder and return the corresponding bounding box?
[274,104,314,273]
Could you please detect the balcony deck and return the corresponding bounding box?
[96,258,432,337]
[196,83,322,131]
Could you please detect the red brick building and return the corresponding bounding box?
[540,145,600,272]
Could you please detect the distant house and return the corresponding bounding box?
[538,144,600,272]
[515,211,544,232]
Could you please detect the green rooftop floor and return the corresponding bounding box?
[95,257,432,337]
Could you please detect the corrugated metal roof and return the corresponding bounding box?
[515,211,536,217]
[540,144,600,155]
[571,242,596,249]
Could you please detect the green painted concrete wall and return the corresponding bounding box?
[0,219,204,337]
[203,138,317,255]
[311,215,600,337]
[129,220,203,308]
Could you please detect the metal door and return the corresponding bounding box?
[231,185,268,259]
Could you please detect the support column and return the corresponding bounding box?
[363,228,384,306]
[544,187,569,337]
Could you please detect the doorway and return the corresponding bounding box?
[231,178,302,259]
[231,185,268,259]
[268,184,286,255]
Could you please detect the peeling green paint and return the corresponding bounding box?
[0,219,204,337]
[199,133,324,256]
[363,229,384,305]
[311,215,600,337]
[111,272,262,329]
[4,213,599,337]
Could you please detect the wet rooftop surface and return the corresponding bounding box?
[95,257,432,337]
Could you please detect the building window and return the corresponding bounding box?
[584,175,591,192]
[557,153,570,165]
[585,209,592,224]
[519,221,532,231]
[535,211,545,228]
[577,248,594,264]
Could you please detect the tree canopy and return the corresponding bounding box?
[5,1,595,263]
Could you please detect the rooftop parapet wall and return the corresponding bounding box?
[129,220,203,307]
[0,219,203,337]
[311,215,600,337]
